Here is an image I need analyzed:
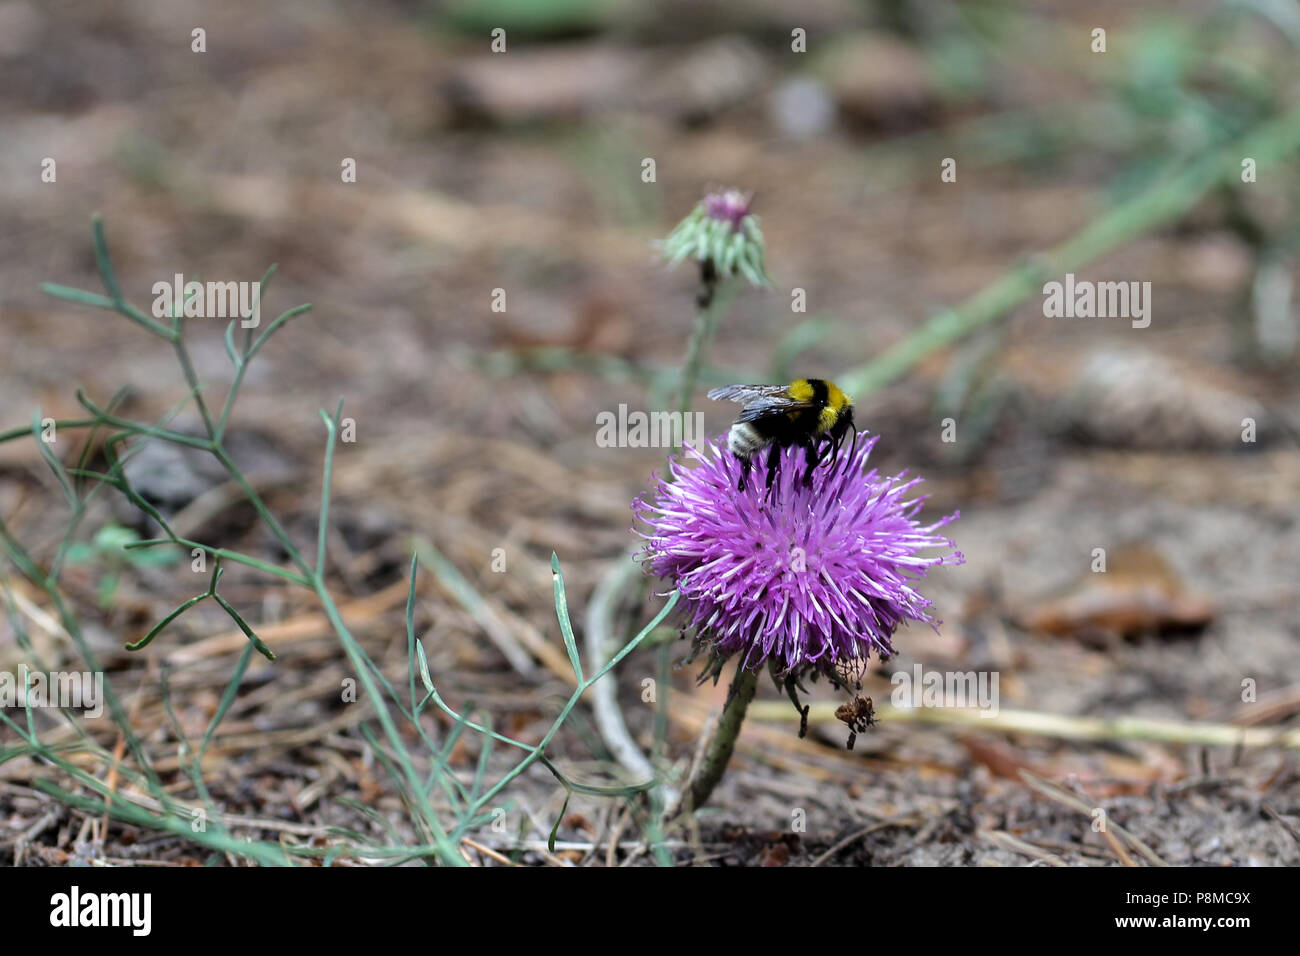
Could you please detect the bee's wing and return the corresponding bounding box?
[706,384,795,404]
[707,384,816,422]
[734,396,815,422]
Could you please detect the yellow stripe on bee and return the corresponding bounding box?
[788,379,815,402]
[824,380,849,411]
[818,406,838,432]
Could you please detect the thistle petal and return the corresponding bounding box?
[633,435,962,679]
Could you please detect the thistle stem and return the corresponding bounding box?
[675,272,735,418]
[686,664,760,812]
[589,266,740,799]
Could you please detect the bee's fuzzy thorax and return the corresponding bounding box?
[788,379,816,403]
[708,378,856,488]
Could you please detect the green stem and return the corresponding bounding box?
[839,99,1300,398]
[170,330,216,438]
[676,280,735,418]
[686,664,760,813]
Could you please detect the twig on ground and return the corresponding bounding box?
[979,829,1071,866]
[1263,804,1300,845]
[1019,771,1167,867]
[460,836,517,866]
[809,816,923,867]
[745,700,1300,750]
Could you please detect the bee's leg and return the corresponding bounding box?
[823,434,840,478]
[834,422,859,480]
[827,430,851,481]
[764,443,781,492]
[736,456,750,492]
[801,438,821,486]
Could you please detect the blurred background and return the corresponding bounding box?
[2,0,1300,865]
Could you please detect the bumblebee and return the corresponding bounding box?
[707,378,856,490]
[835,695,876,751]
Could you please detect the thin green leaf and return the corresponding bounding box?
[224,320,240,367]
[316,400,344,576]
[551,553,583,682]
[211,593,276,661]
[406,554,419,711]
[548,790,571,855]
[415,638,434,695]
[468,714,495,805]
[200,641,256,759]
[40,283,116,310]
[31,412,76,509]
[126,591,211,651]
[247,304,313,363]
[91,213,123,303]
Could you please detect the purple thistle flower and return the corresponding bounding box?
[702,189,752,232]
[660,188,771,288]
[634,434,962,682]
